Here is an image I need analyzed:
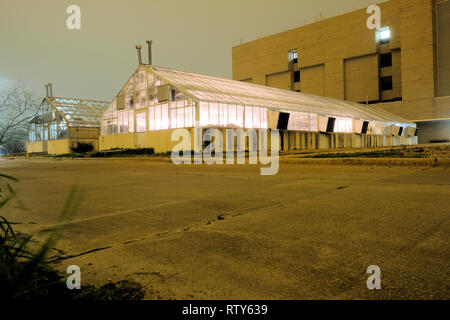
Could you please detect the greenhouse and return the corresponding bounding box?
[27,90,109,155]
[100,64,418,152]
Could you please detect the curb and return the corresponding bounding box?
[279,157,450,167]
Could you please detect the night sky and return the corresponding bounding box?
[0,0,383,101]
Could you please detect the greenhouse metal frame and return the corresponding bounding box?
[28,96,109,154]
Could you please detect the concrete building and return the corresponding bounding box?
[100,44,417,153]
[27,84,109,154]
[232,0,450,143]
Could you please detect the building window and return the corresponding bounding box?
[380,53,392,67]
[288,49,298,63]
[380,76,393,91]
[294,71,300,83]
[377,27,391,44]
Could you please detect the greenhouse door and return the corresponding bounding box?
[135,111,147,148]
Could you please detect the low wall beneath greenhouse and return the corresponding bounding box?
[100,129,418,153]
[47,139,71,154]
[26,141,45,154]
[27,138,100,155]
[282,131,418,150]
[100,130,196,153]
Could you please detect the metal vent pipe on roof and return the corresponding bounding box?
[48,83,53,97]
[146,40,153,65]
[45,84,49,97]
[136,45,143,65]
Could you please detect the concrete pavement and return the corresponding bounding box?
[0,158,448,299]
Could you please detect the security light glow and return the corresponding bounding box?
[380,29,391,40]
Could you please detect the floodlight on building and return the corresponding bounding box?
[380,29,391,41]
[288,49,298,63]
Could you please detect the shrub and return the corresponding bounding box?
[90,148,155,158]
[70,142,94,154]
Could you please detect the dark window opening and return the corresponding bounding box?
[277,112,290,130]
[398,127,403,136]
[361,121,369,134]
[294,71,300,83]
[326,117,336,133]
[380,53,392,67]
[380,76,393,91]
[295,90,301,92]
[381,97,403,103]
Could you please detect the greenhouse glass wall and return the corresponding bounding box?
[27,96,109,154]
[100,65,418,152]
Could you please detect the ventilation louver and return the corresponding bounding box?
[157,84,169,102]
[116,95,125,110]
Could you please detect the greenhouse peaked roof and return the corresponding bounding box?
[148,65,411,124]
[42,96,109,126]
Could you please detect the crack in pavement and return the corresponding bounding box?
[49,246,112,263]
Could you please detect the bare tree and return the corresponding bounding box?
[0,82,39,153]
